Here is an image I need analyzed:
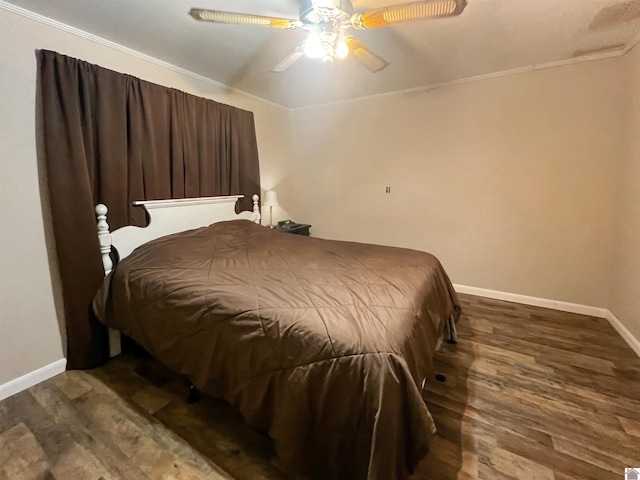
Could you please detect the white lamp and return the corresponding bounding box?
[264,190,279,228]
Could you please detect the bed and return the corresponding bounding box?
[92,194,461,480]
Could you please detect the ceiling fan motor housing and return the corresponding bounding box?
[300,0,354,25]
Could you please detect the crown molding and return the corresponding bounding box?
[291,44,634,111]
[0,1,291,112]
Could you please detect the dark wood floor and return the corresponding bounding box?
[1,294,639,479]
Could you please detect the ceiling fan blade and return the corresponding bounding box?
[351,0,466,30]
[345,36,389,72]
[189,8,301,29]
[271,47,304,72]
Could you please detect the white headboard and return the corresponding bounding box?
[96,194,260,275]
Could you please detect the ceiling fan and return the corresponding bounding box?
[189,0,467,73]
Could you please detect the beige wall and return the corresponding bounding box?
[611,45,640,341]
[290,57,627,309]
[0,8,292,385]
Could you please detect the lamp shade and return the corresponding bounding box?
[264,190,279,207]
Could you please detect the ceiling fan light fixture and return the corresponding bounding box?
[336,40,349,59]
[303,28,346,61]
[304,34,325,58]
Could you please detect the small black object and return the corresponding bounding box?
[276,223,311,236]
[187,384,201,404]
[435,374,446,382]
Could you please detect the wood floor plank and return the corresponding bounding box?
[3,390,118,480]
[74,388,230,479]
[477,462,518,480]
[0,423,50,479]
[52,370,94,400]
[495,429,621,480]
[0,396,21,434]
[49,442,118,480]
[480,442,555,480]
[29,380,151,480]
[618,415,640,438]
[551,436,635,473]
[153,395,283,478]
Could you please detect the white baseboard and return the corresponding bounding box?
[453,284,608,317]
[0,358,66,402]
[453,284,640,358]
[604,310,640,358]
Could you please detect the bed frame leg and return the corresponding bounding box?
[187,384,201,404]
[446,314,458,344]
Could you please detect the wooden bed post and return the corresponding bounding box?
[95,204,122,357]
[95,204,113,275]
[252,194,261,224]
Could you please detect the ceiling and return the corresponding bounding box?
[5,0,640,109]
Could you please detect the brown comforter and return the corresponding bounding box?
[93,220,460,479]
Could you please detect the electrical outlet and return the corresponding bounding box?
[385,186,391,194]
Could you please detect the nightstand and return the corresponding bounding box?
[276,223,311,236]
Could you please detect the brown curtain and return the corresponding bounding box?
[38,50,261,369]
